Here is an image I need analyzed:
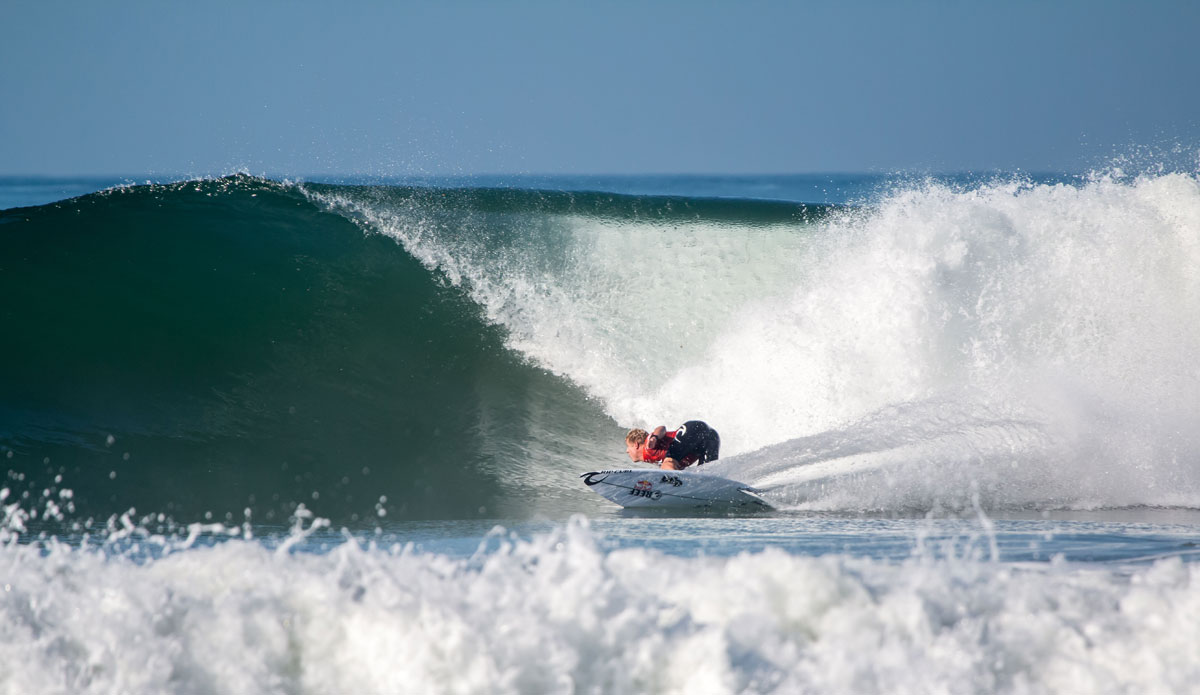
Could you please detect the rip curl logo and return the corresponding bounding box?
[581,471,609,486]
[630,479,662,500]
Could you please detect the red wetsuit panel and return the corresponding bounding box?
[640,431,675,463]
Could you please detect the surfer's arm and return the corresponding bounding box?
[660,458,682,470]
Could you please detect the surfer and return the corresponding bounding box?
[624,420,720,470]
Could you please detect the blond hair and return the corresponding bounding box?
[625,428,648,446]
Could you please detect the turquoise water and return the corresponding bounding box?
[3,171,1200,693]
[338,513,1200,565]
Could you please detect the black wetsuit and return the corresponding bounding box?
[666,420,720,466]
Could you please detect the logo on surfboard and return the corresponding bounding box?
[581,471,610,486]
[631,479,663,500]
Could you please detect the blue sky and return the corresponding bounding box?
[2,1,1197,176]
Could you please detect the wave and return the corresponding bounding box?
[3,171,1199,523]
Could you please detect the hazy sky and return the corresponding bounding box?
[2,1,1197,176]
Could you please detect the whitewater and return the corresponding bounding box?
[309,171,1200,513]
[3,171,1199,694]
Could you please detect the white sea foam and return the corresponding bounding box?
[1,518,1197,695]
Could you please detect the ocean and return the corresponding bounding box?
[2,171,1199,694]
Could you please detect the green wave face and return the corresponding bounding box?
[0,176,623,525]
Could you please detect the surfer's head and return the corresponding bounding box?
[625,428,648,462]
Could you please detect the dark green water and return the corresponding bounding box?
[1,176,653,524]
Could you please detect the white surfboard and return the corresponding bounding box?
[580,469,772,510]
